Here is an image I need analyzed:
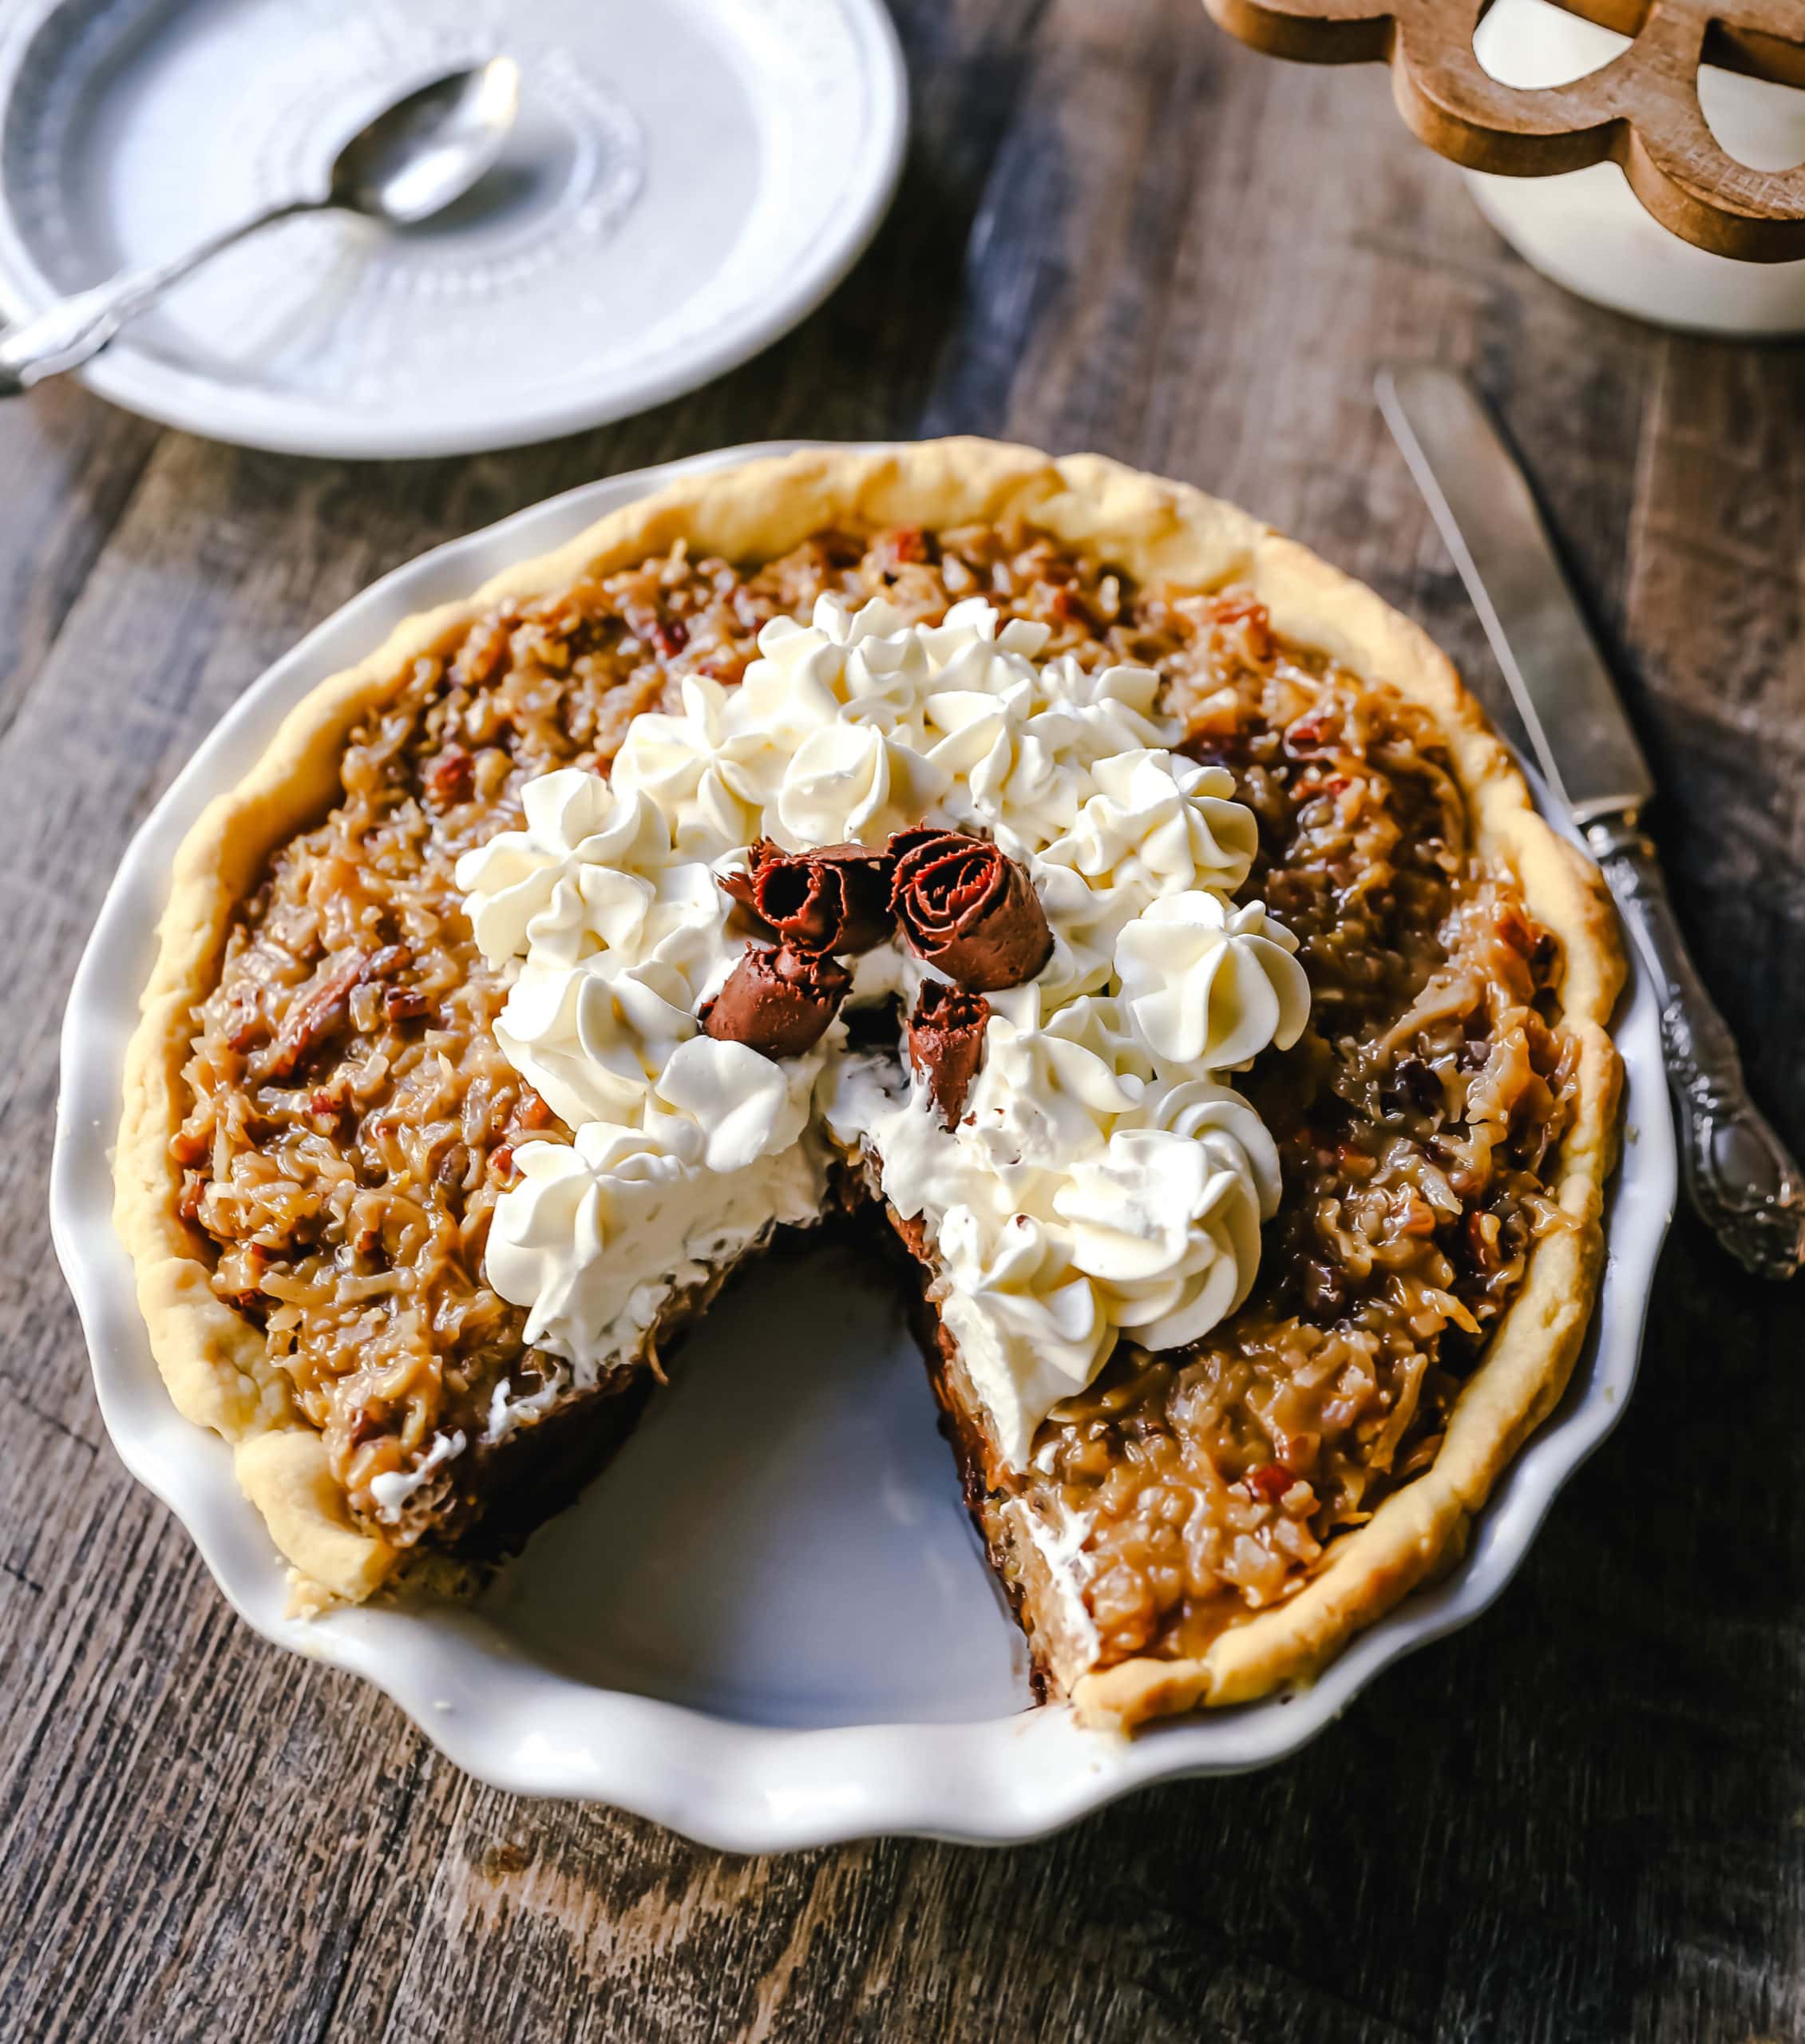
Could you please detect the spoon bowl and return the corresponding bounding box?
[0,55,523,393]
[330,58,523,227]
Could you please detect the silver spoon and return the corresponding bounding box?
[0,57,521,397]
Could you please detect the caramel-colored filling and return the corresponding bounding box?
[176,523,1575,1667]
[1026,621,1576,1662]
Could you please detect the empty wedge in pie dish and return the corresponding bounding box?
[64,440,1672,1842]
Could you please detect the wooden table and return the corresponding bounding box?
[5,4,1803,2038]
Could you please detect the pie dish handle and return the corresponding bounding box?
[1586,814,1805,1281]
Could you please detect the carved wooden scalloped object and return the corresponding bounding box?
[1205,0,1805,260]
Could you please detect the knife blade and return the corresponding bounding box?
[1376,363,1804,1281]
[1376,365,1654,826]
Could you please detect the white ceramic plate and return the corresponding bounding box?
[0,1,906,456]
[52,444,1677,1851]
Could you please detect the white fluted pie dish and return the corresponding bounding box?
[53,443,1676,1851]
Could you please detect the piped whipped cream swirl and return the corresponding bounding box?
[457,592,1310,1466]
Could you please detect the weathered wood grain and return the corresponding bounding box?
[3,2,1804,2039]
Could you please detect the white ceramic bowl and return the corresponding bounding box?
[1467,0,1805,335]
[52,444,1677,1851]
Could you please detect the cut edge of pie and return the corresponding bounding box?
[112,438,1625,1727]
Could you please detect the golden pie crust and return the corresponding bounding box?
[114,438,1624,1724]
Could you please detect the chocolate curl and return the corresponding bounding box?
[908,980,992,1127]
[702,944,851,1060]
[889,828,1054,992]
[719,839,895,956]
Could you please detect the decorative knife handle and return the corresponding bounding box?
[1586,814,1805,1281]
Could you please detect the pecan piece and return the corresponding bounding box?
[424,746,476,811]
[263,945,407,1082]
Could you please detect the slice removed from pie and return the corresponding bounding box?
[114,440,1623,1729]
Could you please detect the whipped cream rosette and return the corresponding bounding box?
[457,592,1311,1468]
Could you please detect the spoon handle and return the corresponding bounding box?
[0,200,310,394]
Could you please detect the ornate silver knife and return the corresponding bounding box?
[1377,364,1805,1281]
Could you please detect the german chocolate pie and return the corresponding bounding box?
[116,441,1623,1729]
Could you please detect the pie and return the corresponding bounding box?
[114,440,1623,1729]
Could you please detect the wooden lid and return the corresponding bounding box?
[1205,0,1805,261]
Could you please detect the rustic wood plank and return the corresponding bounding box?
[0,378,159,740]
[3,2,1805,2039]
